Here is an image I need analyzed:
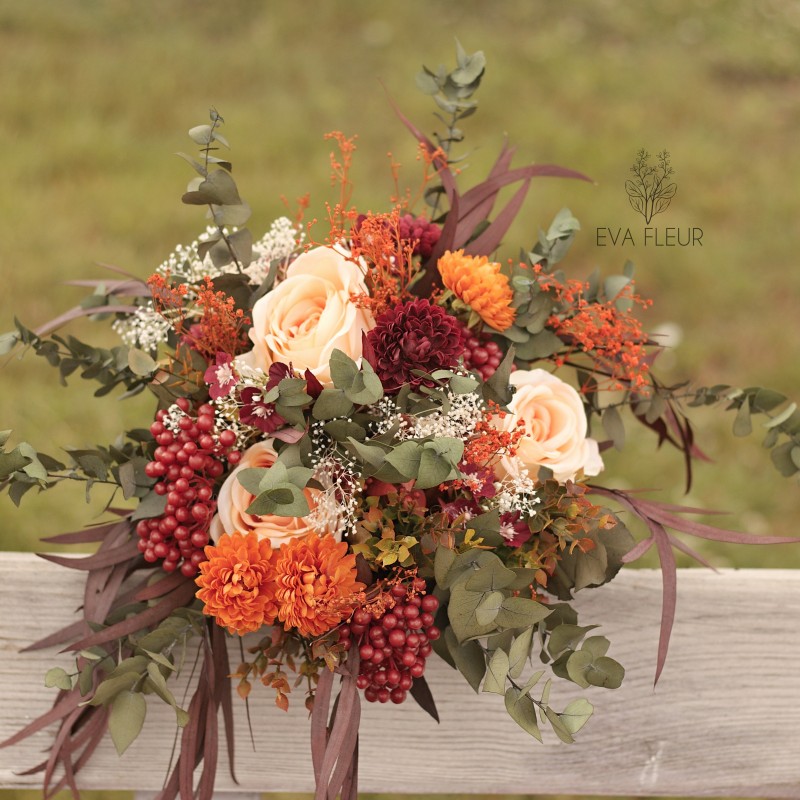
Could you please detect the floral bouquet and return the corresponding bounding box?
[1,45,798,800]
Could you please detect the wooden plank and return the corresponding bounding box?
[1,552,799,797]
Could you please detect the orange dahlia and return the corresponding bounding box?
[195,532,278,636]
[437,249,516,331]
[273,533,365,638]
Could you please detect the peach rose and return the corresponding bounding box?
[243,245,374,385]
[210,440,334,546]
[495,369,603,482]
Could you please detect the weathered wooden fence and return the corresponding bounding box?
[1,552,799,797]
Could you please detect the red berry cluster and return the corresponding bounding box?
[137,398,241,577]
[460,325,506,381]
[339,579,441,705]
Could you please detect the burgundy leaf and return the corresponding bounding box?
[198,640,219,800]
[323,658,361,800]
[47,707,109,796]
[310,665,334,784]
[95,261,146,280]
[340,736,359,800]
[313,653,361,800]
[43,706,84,794]
[64,581,198,651]
[39,519,124,544]
[64,279,150,297]
[384,87,457,199]
[38,538,139,572]
[210,623,237,784]
[180,676,207,800]
[415,192,461,297]
[22,619,88,653]
[133,570,192,602]
[34,304,140,338]
[638,500,800,546]
[589,487,677,685]
[453,141,517,244]
[464,178,531,256]
[409,674,440,723]
[620,535,654,564]
[652,519,677,685]
[668,533,718,571]
[304,368,325,400]
[0,687,84,748]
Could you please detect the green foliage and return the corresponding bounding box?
[0,425,153,507]
[417,39,485,156]
[243,461,312,518]
[687,384,800,478]
[2,320,147,396]
[75,607,203,741]
[180,109,253,273]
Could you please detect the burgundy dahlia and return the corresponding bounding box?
[398,214,441,259]
[366,299,464,392]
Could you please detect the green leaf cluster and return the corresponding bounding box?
[2,319,148,398]
[688,385,800,477]
[417,39,485,125]
[547,521,635,600]
[545,623,625,690]
[180,109,253,273]
[242,459,313,518]
[311,349,383,421]
[0,429,153,507]
[526,207,580,273]
[79,609,204,753]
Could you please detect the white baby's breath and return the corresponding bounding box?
[112,305,171,351]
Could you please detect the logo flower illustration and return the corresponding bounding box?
[625,148,677,223]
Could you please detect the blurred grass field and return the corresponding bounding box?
[1,1,799,799]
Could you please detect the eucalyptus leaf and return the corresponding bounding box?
[733,395,753,437]
[109,691,147,755]
[602,405,625,450]
[210,202,252,228]
[581,635,611,659]
[548,624,598,660]
[464,558,516,592]
[414,447,456,490]
[521,669,545,695]
[86,672,139,706]
[188,124,214,145]
[45,667,72,691]
[559,698,594,734]
[313,388,354,420]
[545,706,575,744]
[445,626,486,693]
[504,687,542,741]
[434,546,456,588]
[127,348,156,376]
[329,349,359,390]
[585,656,625,689]
[482,648,509,694]
[495,597,551,630]
[475,590,504,627]
[384,441,423,479]
[448,585,497,642]
[236,467,270,496]
[508,626,534,679]
[565,649,593,688]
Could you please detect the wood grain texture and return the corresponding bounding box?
[1,552,799,797]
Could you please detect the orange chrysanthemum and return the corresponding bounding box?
[195,532,278,636]
[273,533,365,638]
[437,249,516,331]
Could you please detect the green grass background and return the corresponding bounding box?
[1,1,799,799]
